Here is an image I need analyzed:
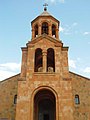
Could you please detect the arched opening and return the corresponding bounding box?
[34,89,56,120]
[47,48,55,72]
[42,22,48,35]
[52,24,56,38]
[34,24,38,37]
[34,48,43,72]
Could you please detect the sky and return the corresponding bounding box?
[0,0,90,80]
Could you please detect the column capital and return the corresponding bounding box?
[42,51,47,56]
[42,49,47,53]
[38,24,42,27]
[48,22,52,26]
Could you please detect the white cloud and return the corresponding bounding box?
[45,0,55,3]
[50,0,55,3]
[45,0,65,3]
[77,57,81,61]
[59,26,64,32]
[61,22,78,35]
[69,59,76,69]
[0,70,17,81]
[84,32,90,35]
[59,0,65,3]
[62,25,71,35]
[0,62,21,81]
[0,63,20,71]
[88,42,90,44]
[72,22,78,26]
[83,67,90,73]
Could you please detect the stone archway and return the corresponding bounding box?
[34,89,56,120]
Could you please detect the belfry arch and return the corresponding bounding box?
[47,48,55,72]
[42,22,48,35]
[34,89,56,120]
[34,48,43,72]
[34,24,38,37]
[52,24,56,37]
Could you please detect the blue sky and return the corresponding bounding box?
[0,0,90,80]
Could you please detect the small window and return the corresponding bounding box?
[75,95,80,104]
[14,95,17,104]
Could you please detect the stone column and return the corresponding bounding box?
[32,27,35,39]
[42,50,47,72]
[56,28,59,39]
[21,47,27,78]
[38,24,42,36]
[49,23,52,36]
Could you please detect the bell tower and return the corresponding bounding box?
[31,4,59,40]
[16,6,74,120]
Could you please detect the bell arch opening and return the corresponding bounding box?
[47,48,55,72]
[34,24,38,37]
[52,24,56,38]
[34,89,56,120]
[42,22,48,35]
[34,48,43,72]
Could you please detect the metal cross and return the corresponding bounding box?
[43,3,48,11]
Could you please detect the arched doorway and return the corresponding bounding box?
[34,89,56,120]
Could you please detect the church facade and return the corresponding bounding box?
[0,7,90,120]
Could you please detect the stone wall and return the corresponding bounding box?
[70,72,90,120]
[0,71,90,120]
[0,74,20,120]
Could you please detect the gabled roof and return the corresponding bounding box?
[69,71,90,80]
[0,73,20,83]
[27,34,63,47]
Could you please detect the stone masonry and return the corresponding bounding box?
[0,9,90,120]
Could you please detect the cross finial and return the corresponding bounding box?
[43,3,48,11]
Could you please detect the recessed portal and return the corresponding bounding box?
[44,114,49,120]
[34,89,56,120]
